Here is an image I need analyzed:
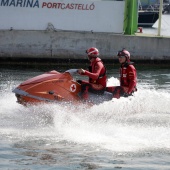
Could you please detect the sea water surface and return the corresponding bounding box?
[0,65,170,170]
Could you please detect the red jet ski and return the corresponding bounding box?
[12,69,113,106]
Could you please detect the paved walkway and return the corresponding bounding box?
[136,14,170,37]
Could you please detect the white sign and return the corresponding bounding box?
[0,0,125,33]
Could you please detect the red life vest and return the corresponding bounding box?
[120,62,137,93]
[88,58,107,88]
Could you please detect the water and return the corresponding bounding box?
[0,66,170,170]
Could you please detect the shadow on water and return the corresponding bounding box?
[0,59,170,74]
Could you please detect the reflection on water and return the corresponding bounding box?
[0,66,170,170]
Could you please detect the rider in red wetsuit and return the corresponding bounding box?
[77,47,107,100]
[106,49,137,98]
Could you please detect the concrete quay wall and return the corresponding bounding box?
[0,30,170,61]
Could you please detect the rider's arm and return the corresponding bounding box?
[84,62,103,80]
[127,65,137,94]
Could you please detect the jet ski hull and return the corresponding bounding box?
[12,70,113,106]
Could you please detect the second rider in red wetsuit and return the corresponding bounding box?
[77,47,107,101]
[106,49,137,98]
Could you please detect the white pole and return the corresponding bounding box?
[158,0,163,36]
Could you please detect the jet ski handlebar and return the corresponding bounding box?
[65,69,78,75]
